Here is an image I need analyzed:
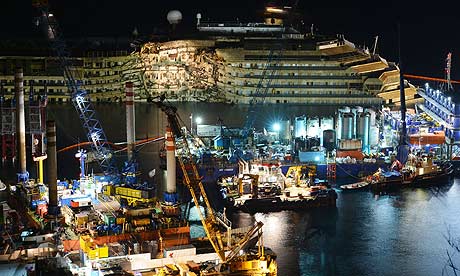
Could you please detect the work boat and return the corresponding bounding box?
[404,153,453,187]
[368,168,407,192]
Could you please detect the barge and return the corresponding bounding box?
[220,163,337,213]
[228,187,337,213]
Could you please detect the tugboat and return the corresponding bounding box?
[404,154,454,187]
[368,168,408,192]
[368,154,454,192]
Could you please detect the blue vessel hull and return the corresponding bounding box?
[315,163,389,179]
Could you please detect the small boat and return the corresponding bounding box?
[340,180,369,191]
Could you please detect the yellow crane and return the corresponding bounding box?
[156,100,277,275]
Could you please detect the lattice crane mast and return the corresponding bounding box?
[241,2,299,140]
[33,0,117,178]
[155,100,272,270]
[445,52,454,91]
[241,47,282,139]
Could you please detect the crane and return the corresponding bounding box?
[33,0,118,180]
[241,47,283,139]
[404,54,458,85]
[403,74,460,84]
[241,2,299,142]
[156,99,277,274]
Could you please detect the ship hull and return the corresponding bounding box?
[410,165,454,188]
[226,191,337,213]
[370,178,406,192]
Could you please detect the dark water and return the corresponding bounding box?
[2,102,460,275]
[233,182,460,276]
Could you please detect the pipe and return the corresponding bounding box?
[15,68,27,181]
[125,82,135,161]
[39,159,43,184]
[46,120,59,215]
[397,23,409,164]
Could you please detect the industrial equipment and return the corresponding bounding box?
[156,99,277,274]
[237,174,259,198]
[33,0,117,180]
[240,2,299,143]
[241,46,283,141]
[284,165,316,187]
[102,185,156,207]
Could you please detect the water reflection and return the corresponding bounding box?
[230,179,460,276]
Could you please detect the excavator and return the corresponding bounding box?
[156,99,277,275]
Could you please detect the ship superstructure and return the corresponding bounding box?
[0,7,419,106]
[415,83,460,159]
[138,8,419,106]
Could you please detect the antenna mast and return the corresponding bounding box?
[446,52,453,91]
[372,36,379,56]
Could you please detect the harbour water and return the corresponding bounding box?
[2,102,460,275]
[233,181,460,275]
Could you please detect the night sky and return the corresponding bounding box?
[1,0,459,80]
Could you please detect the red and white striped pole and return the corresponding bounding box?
[15,68,27,181]
[125,82,135,161]
[165,126,176,196]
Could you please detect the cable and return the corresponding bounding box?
[335,162,365,180]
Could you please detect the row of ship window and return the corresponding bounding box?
[233,90,369,96]
[0,79,64,85]
[233,81,363,88]
[0,87,64,94]
[231,63,348,69]
[0,78,118,87]
[84,61,124,68]
[232,98,379,104]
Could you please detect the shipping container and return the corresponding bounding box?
[409,131,445,145]
[197,124,221,137]
[336,150,364,160]
[132,218,151,227]
[338,139,362,150]
[164,244,196,258]
[60,195,91,207]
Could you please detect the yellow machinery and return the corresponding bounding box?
[238,174,259,198]
[284,165,316,187]
[79,235,109,260]
[157,101,277,275]
[102,185,156,207]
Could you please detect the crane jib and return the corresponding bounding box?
[34,3,117,178]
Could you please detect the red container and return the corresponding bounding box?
[70,200,79,208]
[36,204,48,217]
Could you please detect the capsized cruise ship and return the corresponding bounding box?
[136,5,419,106]
[0,5,419,106]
